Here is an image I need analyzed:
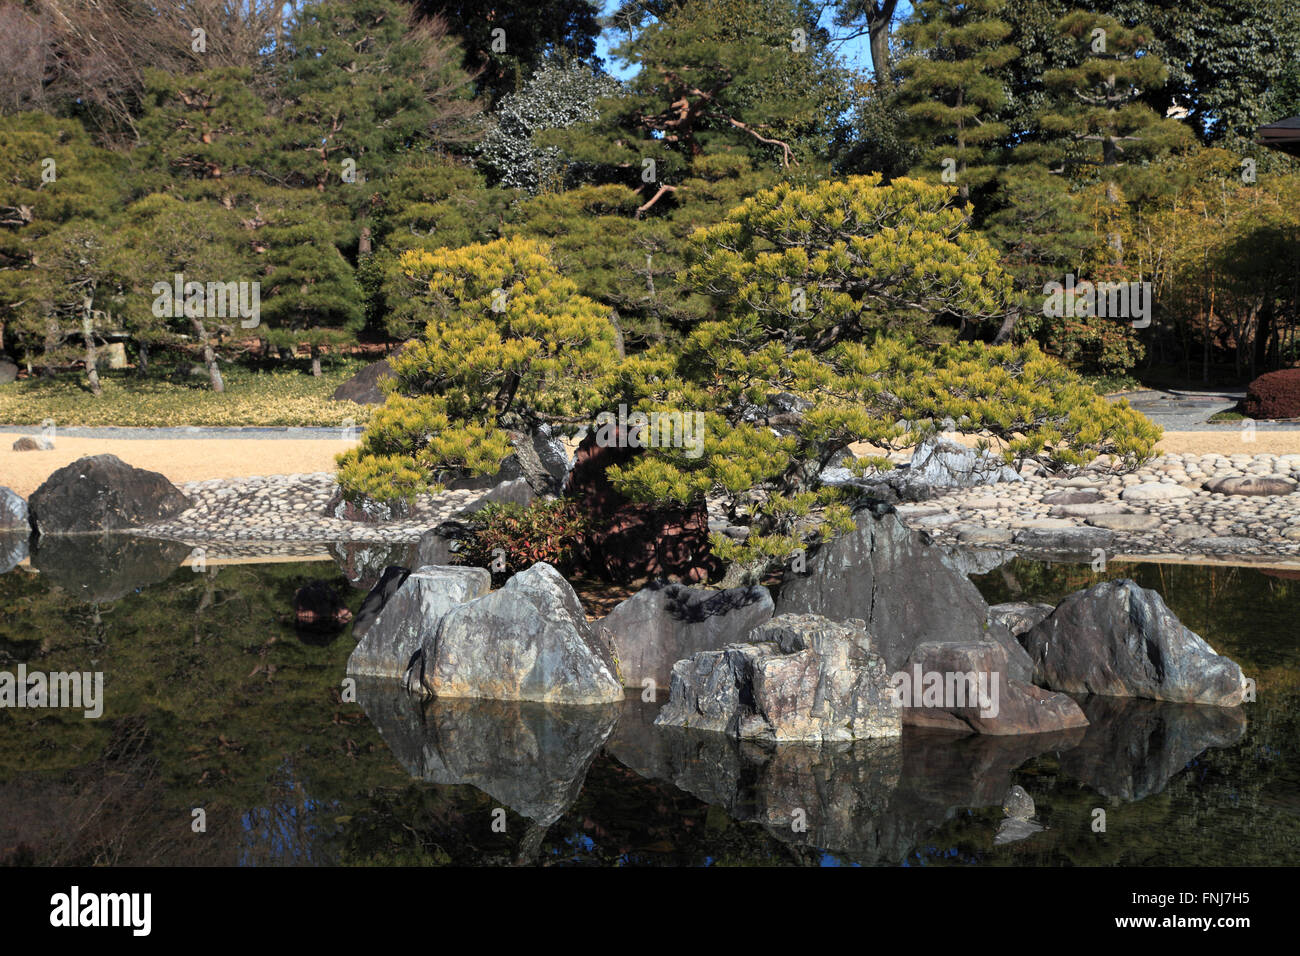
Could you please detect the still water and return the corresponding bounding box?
[0,537,1296,866]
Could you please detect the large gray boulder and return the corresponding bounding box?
[1022,579,1249,705]
[655,614,901,743]
[347,566,490,681]
[775,512,1034,683]
[897,640,1089,736]
[331,357,393,404]
[423,562,623,705]
[449,427,570,496]
[0,487,27,532]
[27,455,190,535]
[599,581,773,688]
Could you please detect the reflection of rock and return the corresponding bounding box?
[599,580,773,688]
[0,533,28,575]
[355,679,618,826]
[31,534,189,602]
[29,455,190,534]
[292,581,352,638]
[655,615,900,742]
[0,487,27,531]
[775,514,1033,682]
[1024,580,1248,705]
[331,540,416,590]
[351,566,410,640]
[347,566,490,681]
[429,563,623,704]
[994,785,1043,845]
[611,700,1084,863]
[1058,695,1248,801]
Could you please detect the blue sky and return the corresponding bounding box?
[592,0,908,81]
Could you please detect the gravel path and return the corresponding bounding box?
[138,473,480,543]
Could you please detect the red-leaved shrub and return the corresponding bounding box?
[1245,369,1300,420]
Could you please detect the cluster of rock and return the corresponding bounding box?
[345,503,1249,752]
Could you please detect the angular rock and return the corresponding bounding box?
[776,513,1033,682]
[425,562,623,704]
[331,357,393,405]
[655,614,901,743]
[903,437,1022,489]
[862,437,1021,501]
[0,359,16,385]
[458,477,534,517]
[451,427,569,496]
[0,487,27,532]
[1022,579,1248,705]
[988,602,1054,638]
[896,640,1088,735]
[347,566,490,681]
[28,455,190,535]
[599,580,773,688]
[1203,476,1296,496]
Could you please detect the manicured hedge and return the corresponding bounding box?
[1245,368,1300,420]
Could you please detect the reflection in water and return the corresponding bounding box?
[608,700,1088,862]
[31,534,190,603]
[355,680,619,861]
[0,545,1291,866]
[1060,695,1248,801]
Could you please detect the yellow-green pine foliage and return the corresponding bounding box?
[337,237,619,500]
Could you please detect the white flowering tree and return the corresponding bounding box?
[477,61,621,193]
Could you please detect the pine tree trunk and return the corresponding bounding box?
[310,347,322,377]
[137,340,149,375]
[193,317,224,392]
[82,302,102,397]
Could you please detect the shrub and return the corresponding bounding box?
[1245,368,1300,420]
[458,500,591,579]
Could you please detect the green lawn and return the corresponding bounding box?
[0,362,373,428]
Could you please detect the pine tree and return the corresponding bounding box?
[896,0,1019,202]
